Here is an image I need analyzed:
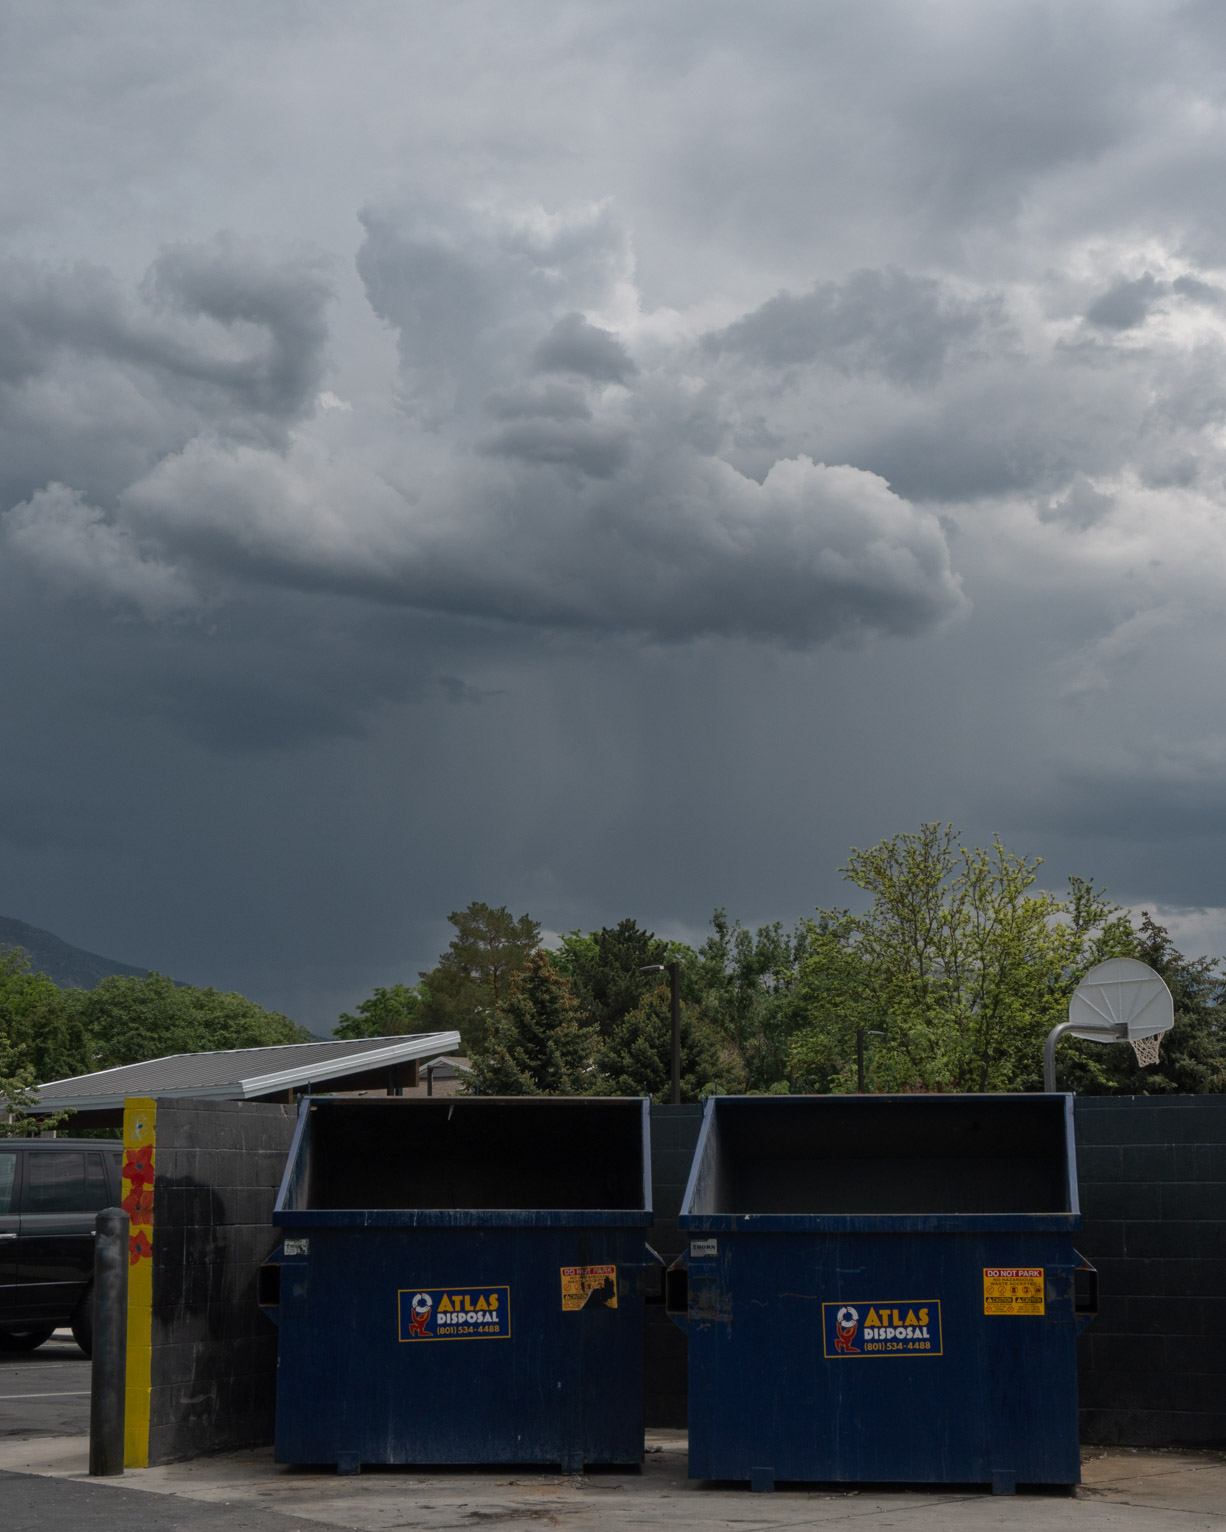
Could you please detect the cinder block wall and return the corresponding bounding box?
[1075,1096,1226,1448]
[644,1096,1226,1449]
[128,1093,1225,1457]
[644,1104,703,1428]
[147,1099,296,1464]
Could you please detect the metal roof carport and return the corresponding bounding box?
[32,1031,462,1129]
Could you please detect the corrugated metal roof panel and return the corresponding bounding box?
[35,1032,461,1109]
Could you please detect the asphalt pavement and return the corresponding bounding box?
[0,1330,90,1441]
[0,1470,336,1532]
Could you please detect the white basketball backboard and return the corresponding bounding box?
[1068,957,1174,1043]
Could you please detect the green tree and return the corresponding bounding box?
[419,903,541,1052]
[0,947,88,1135]
[334,983,426,1040]
[553,918,669,1038]
[693,910,809,1090]
[788,825,1136,1093]
[594,980,737,1102]
[64,972,308,1068]
[467,951,596,1095]
[0,948,90,1082]
[787,915,881,1092]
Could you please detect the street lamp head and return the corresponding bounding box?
[638,964,666,975]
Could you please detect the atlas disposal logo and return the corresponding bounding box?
[833,1306,861,1353]
[822,1300,943,1358]
[397,1286,511,1341]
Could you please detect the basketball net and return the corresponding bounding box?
[1131,1033,1163,1068]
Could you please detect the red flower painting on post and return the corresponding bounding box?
[123,1146,154,1189]
[122,1186,154,1227]
[122,1141,155,1264]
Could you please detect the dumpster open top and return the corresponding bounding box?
[275,1096,653,1228]
[679,1094,1079,1233]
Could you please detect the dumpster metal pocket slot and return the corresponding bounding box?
[258,1261,281,1311]
[1074,1252,1098,1334]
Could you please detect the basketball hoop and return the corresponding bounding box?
[1130,1033,1163,1069]
[1044,957,1174,1092]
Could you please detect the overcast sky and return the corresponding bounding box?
[4,1,1226,1030]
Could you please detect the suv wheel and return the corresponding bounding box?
[71,1284,94,1357]
[0,1326,56,1352]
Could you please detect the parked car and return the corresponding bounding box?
[0,1137,123,1355]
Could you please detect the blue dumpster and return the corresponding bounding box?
[668,1094,1095,1493]
[261,1097,656,1472]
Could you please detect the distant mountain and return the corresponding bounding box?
[0,915,149,989]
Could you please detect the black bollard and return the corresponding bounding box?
[89,1206,129,1476]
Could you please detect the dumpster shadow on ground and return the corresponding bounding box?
[693,1479,1076,1497]
[283,1462,643,1479]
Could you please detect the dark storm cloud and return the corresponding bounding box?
[1085,273,1166,331]
[142,236,334,434]
[706,268,1002,386]
[479,417,631,477]
[1172,274,1226,308]
[10,2,1226,1023]
[14,202,961,651]
[484,383,592,421]
[1038,475,1115,531]
[0,236,334,521]
[0,237,331,431]
[532,312,637,383]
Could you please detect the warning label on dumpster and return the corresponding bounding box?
[821,1301,942,1358]
[560,1265,618,1311]
[397,1286,510,1341]
[983,1268,1045,1315]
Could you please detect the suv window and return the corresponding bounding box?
[85,1152,110,1210]
[24,1149,105,1214]
[0,1150,15,1214]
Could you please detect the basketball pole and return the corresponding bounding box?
[1043,1019,1123,1092]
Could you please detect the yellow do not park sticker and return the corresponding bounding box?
[984,1267,1044,1315]
[560,1265,618,1311]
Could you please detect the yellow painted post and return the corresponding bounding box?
[121,1098,157,1468]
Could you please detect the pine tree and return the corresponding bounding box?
[419,903,541,1052]
[555,918,669,1038]
[594,981,736,1102]
[467,951,596,1095]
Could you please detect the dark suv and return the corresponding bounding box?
[0,1137,123,1355]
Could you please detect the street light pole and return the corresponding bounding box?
[668,960,681,1105]
[639,961,682,1105]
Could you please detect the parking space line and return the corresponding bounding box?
[0,1390,91,1400]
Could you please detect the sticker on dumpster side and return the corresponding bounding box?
[397,1286,511,1341]
[283,1238,309,1256]
[689,1239,718,1259]
[821,1302,942,1358]
[560,1265,618,1310]
[983,1268,1044,1316]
